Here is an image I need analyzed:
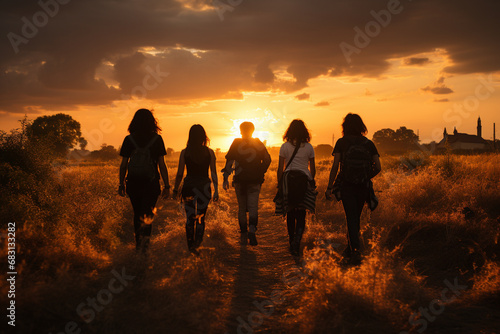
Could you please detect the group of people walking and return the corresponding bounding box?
[118,109,381,265]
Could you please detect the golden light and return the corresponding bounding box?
[225,108,287,148]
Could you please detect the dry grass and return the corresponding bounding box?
[284,153,500,333]
[1,153,499,333]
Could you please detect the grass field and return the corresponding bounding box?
[1,152,499,333]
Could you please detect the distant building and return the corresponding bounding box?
[438,117,488,151]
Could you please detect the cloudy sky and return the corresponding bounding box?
[1,0,499,150]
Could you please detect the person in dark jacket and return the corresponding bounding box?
[173,124,219,255]
[325,113,381,265]
[222,122,271,246]
[118,109,170,253]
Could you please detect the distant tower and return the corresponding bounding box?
[443,127,448,138]
[494,123,496,151]
[477,117,482,138]
[453,127,458,135]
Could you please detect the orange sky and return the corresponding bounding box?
[1,1,499,151]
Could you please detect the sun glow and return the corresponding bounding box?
[225,108,287,148]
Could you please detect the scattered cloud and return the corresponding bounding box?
[314,101,330,107]
[403,57,430,66]
[422,86,454,94]
[0,0,499,113]
[421,76,454,95]
[434,98,449,102]
[295,93,310,101]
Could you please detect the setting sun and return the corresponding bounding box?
[225,108,288,148]
[1,1,499,333]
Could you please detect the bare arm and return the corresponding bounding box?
[174,150,185,193]
[118,156,128,196]
[222,159,234,176]
[158,155,170,187]
[327,153,341,189]
[210,149,219,201]
[158,155,170,199]
[222,159,233,190]
[119,156,128,186]
[309,157,316,180]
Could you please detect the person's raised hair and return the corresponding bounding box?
[128,108,161,134]
[283,119,311,143]
[342,113,367,136]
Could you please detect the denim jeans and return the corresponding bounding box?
[341,184,368,252]
[234,183,261,232]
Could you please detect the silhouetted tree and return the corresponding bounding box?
[373,128,396,152]
[373,127,419,153]
[315,144,334,159]
[90,144,118,161]
[395,127,419,147]
[79,137,88,150]
[27,113,85,157]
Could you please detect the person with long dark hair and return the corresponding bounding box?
[173,124,219,255]
[325,113,381,265]
[118,108,170,253]
[276,119,316,256]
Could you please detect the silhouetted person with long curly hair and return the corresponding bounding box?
[173,124,219,255]
[325,113,381,266]
[119,108,170,253]
[277,119,317,256]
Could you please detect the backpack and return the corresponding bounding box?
[127,134,158,182]
[342,137,372,185]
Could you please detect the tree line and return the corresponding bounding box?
[1,114,422,163]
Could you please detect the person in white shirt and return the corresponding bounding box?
[277,119,316,256]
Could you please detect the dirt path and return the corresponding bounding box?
[216,189,301,334]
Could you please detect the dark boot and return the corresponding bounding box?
[140,236,150,254]
[135,234,141,252]
[350,250,362,266]
[341,246,352,259]
[186,222,195,252]
[239,221,248,233]
[248,225,258,246]
[292,227,304,256]
[194,222,205,249]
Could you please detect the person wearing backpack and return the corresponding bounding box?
[276,119,316,256]
[222,122,271,246]
[118,109,170,253]
[173,124,219,255]
[325,113,381,265]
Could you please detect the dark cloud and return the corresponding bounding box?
[403,57,430,66]
[421,76,454,95]
[422,86,454,94]
[0,0,499,113]
[295,93,310,101]
[314,101,330,107]
[254,62,275,84]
